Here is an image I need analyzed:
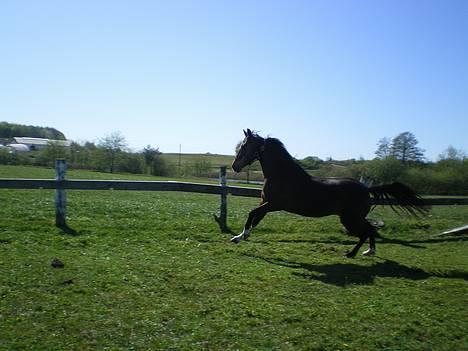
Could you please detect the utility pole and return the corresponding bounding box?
[178,144,182,170]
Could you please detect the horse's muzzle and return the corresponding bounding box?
[232,162,241,173]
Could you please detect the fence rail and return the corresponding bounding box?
[1,159,467,232]
[0,178,261,197]
[2,179,468,204]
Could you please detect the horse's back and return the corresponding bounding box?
[317,177,371,217]
[262,176,371,218]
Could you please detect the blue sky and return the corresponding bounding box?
[1,0,467,160]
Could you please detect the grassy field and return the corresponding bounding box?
[1,166,467,350]
[0,164,219,182]
[0,164,263,188]
[160,153,263,182]
[162,153,235,168]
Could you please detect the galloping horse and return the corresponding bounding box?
[231,129,429,257]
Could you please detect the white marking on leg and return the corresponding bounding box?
[362,248,376,256]
[230,228,251,243]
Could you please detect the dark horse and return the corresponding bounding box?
[231,129,429,257]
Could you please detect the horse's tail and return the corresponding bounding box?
[368,182,430,217]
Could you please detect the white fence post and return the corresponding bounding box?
[55,159,67,228]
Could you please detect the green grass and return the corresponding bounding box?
[0,166,467,350]
[0,164,264,189]
[0,164,215,182]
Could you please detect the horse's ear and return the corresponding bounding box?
[246,128,252,136]
[243,129,248,137]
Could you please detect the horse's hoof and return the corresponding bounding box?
[362,248,376,256]
[345,251,356,258]
[230,236,241,244]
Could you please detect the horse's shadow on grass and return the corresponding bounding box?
[246,254,468,287]
[58,224,80,236]
[274,234,468,250]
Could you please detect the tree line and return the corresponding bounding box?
[0,122,65,142]
[0,131,214,178]
[299,132,467,195]
[0,127,466,195]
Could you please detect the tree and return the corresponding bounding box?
[72,141,99,170]
[98,132,128,173]
[390,132,425,162]
[366,157,406,184]
[0,122,66,140]
[36,141,69,167]
[438,145,466,161]
[299,156,323,170]
[117,152,144,174]
[142,145,161,174]
[375,137,391,159]
[151,154,174,176]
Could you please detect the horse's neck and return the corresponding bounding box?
[260,148,305,180]
[259,155,276,179]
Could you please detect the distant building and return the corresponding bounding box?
[7,143,30,152]
[11,137,72,151]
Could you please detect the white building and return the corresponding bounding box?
[12,137,72,151]
[7,144,30,152]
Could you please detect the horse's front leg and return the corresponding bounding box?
[231,202,270,243]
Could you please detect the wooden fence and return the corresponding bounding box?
[1,159,467,233]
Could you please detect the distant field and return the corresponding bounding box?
[162,153,235,168]
[0,166,467,350]
[0,164,216,182]
[162,153,264,181]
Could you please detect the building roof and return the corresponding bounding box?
[13,137,72,147]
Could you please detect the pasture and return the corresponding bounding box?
[162,153,235,168]
[0,167,467,350]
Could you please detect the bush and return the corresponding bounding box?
[393,163,468,195]
[192,158,213,177]
[151,155,176,177]
[34,144,70,167]
[0,149,33,166]
[116,153,144,174]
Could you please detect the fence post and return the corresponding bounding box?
[214,166,229,233]
[55,159,67,228]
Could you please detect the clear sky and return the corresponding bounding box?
[1,0,467,160]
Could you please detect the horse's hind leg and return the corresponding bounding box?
[346,235,368,258]
[341,216,376,258]
[362,231,377,256]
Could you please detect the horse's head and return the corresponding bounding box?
[232,129,265,173]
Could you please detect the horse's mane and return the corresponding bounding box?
[265,137,310,179]
[265,138,293,159]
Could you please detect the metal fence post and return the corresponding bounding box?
[214,166,229,233]
[55,159,67,228]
